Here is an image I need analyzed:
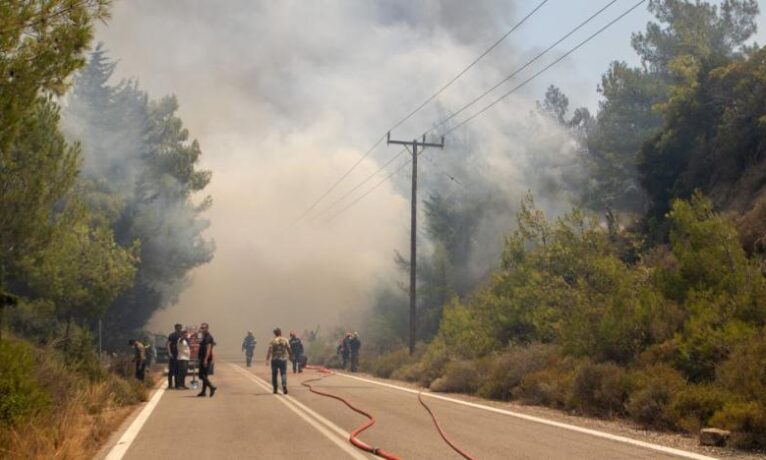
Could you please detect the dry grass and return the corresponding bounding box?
[0,379,143,459]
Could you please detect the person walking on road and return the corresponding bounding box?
[242,331,256,367]
[166,323,183,389]
[176,330,190,389]
[266,327,293,394]
[197,322,217,398]
[337,333,351,369]
[128,339,146,381]
[349,332,361,372]
[289,331,304,374]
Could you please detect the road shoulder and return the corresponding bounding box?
[332,370,764,460]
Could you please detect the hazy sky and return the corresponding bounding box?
[94,0,766,352]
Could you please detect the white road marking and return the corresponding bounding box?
[229,364,370,460]
[104,385,166,460]
[335,372,719,460]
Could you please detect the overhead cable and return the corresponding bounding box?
[292,0,549,225]
[444,0,647,136]
[424,0,620,137]
[326,0,648,221]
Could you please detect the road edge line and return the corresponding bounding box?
[104,385,166,460]
[228,364,369,460]
[335,373,718,460]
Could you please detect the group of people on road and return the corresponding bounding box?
[129,322,217,397]
[166,323,192,390]
[129,325,361,398]
[167,322,217,397]
[337,331,361,372]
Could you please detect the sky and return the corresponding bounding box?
[94,0,766,352]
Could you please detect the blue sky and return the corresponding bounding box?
[517,0,766,110]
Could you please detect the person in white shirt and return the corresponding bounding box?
[176,330,191,389]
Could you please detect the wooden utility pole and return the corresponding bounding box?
[387,132,444,354]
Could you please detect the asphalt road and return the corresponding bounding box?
[97,362,716,460]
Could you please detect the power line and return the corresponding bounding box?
[325,0,648,222]
[311,0,615,223]
[444,0,647,136]
[290,133,388,226]
[307,147,408,222]
[325,156,412,223]
[386,0,551,135]
[291,0,549,226]
[424,0,620,137]
[421,149,464,186]
[324,142,449,222]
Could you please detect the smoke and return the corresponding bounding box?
[93,0,580,353]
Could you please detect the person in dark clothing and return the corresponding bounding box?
[166,323,183,389]
[349,332,361,372]
[337,333,351,369]
[288,332,304,373]
[197,323,217,398]
[242,331,256,367]
[128,339,146,380]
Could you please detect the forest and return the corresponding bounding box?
[355,0,766,449]
[2,0,766,455]
[1,2,212,456]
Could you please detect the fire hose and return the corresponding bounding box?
[302,366,401,459]
[417,391,476,460]
[302,366,475,460]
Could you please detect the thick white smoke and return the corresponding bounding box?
[93,0,588,353]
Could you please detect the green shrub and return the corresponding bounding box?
[63,327,106,381]
[362,348,413,378]
[627,365,686,430]
[570,361,633,417]
[0,340,50,424]
[6,299,60,344]
[438,299,499,358]
[105,374,148,405]
[715,328,766,404]
[670,384,731,433]
[709,402,766,450]
[513,357,579,409]
[430,360,483,393]
[477,343,558,400]
[390,362,421,382]
[394,339,449,387]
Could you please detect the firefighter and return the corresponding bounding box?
[242,331,256,367]
[289,331,304,373]
[349,332,361,372]
[266,327,293,394]
[337,332,351,369]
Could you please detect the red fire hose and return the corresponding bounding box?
[417,391,476,460]
[302,366,401,459]
[303,366,476,459]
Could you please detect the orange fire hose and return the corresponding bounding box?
[302,366,402,460]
